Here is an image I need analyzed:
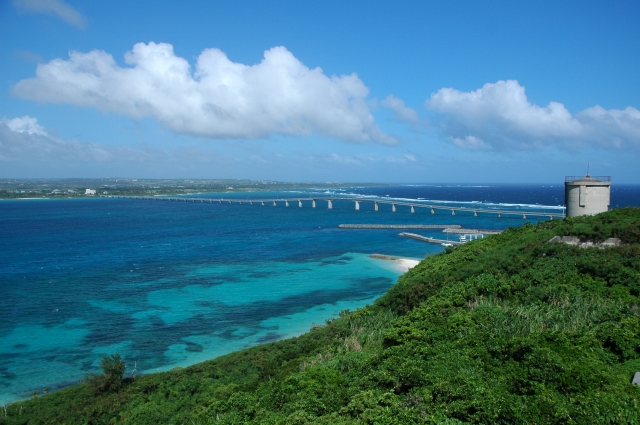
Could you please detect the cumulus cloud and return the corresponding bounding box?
[13,0,87,28]
[426,80,640,151]
[13,43,396,145]
[381,94,419,123]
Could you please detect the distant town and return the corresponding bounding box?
[0,179,385,199]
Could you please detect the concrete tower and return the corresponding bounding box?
[564,175,611,217]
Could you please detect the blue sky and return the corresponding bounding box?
[1,0,639,183]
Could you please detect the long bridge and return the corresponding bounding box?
[104,195,566,219]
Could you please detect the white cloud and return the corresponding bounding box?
[381,94,419,123]
[451,135,488,151]
[13,43,397,145]
[3,115,48,135]
[322,152,418,166]
[426,80,640,151]
[13,0,87,28]
[0,116,157,162]
[328,153,365,165]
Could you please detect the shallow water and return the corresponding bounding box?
[1,184,638,403]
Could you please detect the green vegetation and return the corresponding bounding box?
[3,209,640,424]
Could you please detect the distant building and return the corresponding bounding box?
[85,189,97,196]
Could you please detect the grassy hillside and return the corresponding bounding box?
[3,208,640,424]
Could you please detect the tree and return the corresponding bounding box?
[87,353,126,394]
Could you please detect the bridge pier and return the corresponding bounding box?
[122,196,562,220]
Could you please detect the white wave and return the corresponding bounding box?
[325,193,566,210]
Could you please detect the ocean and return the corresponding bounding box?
[1,183,638,404]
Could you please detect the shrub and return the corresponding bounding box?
[87,353,126,394]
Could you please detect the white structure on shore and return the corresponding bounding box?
[85,189,96,195]
[564,175,611,217]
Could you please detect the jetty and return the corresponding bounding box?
[399,232,464,246]
[105,195,565,219]
[443,228,501,235]
[369,254,404,260]
[339,224,461,229]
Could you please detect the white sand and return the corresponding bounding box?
[396,259,420,272]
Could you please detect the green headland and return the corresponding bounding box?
[2,208,640,424]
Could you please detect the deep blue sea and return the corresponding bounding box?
[1,184,639,404]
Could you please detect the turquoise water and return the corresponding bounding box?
[1,184,637,404]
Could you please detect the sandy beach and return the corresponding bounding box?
[369,254,420,272]
[396,258,420,271]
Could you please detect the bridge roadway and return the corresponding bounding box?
[105,195,565,219]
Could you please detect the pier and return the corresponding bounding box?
[105,195,565,219]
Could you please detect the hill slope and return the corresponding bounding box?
[3,208,640,424]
